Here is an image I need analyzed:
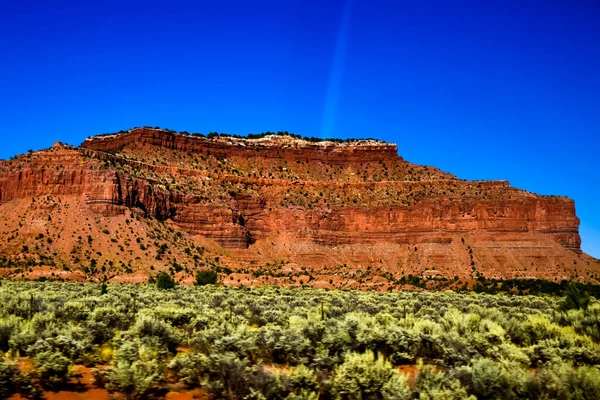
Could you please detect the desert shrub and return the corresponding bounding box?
[168,353,205,386]
[87,307,131,344]
[2,294,44,320]
[287,364,318,393]
[101,340,164,399]
[385,326,420,364]
[242,365,286,399]
[414,363,475,400]
[329,351,410,400]
[517,315,565,346]
[0,316,20,352]
[28,332,92,363]
[198,352,251,398]
[353,313,393,356]
[0,358,21,398]
[30,312,61,336]
[196,269,218,286]
[257,324,312,365]
[560,303,600,343]
[152,304,195,327]
[130,315,180,353]
[439,330,477,366]
[213,325,258,359]
[191,322,257,360]
[531,363,600,400]
[0,357,39,399]
[0,282,599,398]
[284,390,320,400]
[55,301,90,322]
[7,322,37,355]
[33,350,72,389]
[454,358,529,399]
[561,285,591,312]
[105,360,163,399]
[381,373,412,400]
[567,365,600,399]
[156,272,175,290]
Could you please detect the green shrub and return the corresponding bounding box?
[0,357,39,399]
[568,365,600,399]
[7,322,37,355]
[0,281,599,399]
[105,360,163,399]
[102,341,164,399]
[28,332,92,364]
[415,362,475,400]
[532,363,600,400]
[168,353,205,386]
[196,269,218,286]
[288,364,318,393]
[0,316,20,352]
[34,350,72,389]
[284,390,320,400]
[330,352,410,399]
[87,307,131,344]
[131,315,180,353]
[198,352,251,398]
[469,358,505,397]
[0,358,21,398]
[455,358,529,399]
[562,285,591,312]
[257,324,310,364]
[156,272,175,290]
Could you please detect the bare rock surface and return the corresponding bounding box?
[0,128,597,286]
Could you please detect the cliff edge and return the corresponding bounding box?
[0,128,597,287]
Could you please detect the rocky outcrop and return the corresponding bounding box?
[75,129,581,252]
[0,128,594,283]
[82,128,400,164]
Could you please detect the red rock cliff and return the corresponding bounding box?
[76,129,581,251]
[0,128,594,284]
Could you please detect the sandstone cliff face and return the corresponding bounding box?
[76,129,581,251]
[82,129,401,164]
[0,128,596,285]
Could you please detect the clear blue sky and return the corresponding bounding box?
[1,1,599,257]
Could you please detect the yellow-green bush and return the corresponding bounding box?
[0,281,597,399]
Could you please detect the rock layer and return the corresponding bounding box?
[77,129,581,251]
[0,128,597,284]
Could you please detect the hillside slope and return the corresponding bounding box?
[0,128,598,288]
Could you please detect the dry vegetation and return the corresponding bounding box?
[1,281,599,399]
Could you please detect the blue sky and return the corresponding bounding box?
[1,1,599,257]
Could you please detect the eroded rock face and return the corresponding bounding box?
[0,128,595,283]
[76,129,581,251]
[82,129,401,163]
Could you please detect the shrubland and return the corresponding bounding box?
[0,281,598,399]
